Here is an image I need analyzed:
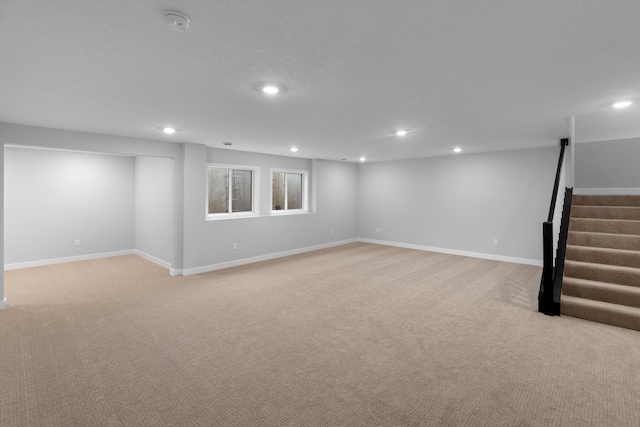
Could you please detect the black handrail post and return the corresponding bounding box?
[547,138,569,222]
[539,138,570,315]
[541,221,554,314]
[551,188,573,315]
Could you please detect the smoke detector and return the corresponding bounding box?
[163,11,190,32]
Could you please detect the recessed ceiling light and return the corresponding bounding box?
[613,100,632,109]
[262,85,279,95]
[359,157,366,162]
[290,147,298,152]
[163,127,176,134]
[453,147,462,153]
[395,130,407,136]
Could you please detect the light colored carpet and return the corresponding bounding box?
[563,195,640,330]
[1,242,639,426]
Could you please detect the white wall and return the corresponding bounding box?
[181,146,359,273]
[4,147,135,266]
[575,137,640,193]
[0,122,184,274]
[0,145,4,308]
[135,156,173,268]
[357,147,558,264]
[0,121,562,295]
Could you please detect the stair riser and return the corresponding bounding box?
[569,219,640,235]
[565,263,640,288]
[563,282,640,309]
[572,195,640,207]
[568,232,640,251]
[571,206,640,220]
[561,302,640,331]
[566,246,640,269]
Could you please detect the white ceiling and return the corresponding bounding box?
[1,1,640,162]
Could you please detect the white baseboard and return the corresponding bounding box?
[574,187,640,196]
[2,237,540,277]
[4,249,135,271]
[134,249,172,270]
[182,239,358,276]
[357,238,542,267]
[0,297,6,310]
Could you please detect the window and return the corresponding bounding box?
[272,169,309,213]
[207,164,259,219]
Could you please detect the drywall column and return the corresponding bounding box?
[172,153,184,275]
[182,142,207,271]
[1,145,5,309]
[310,159,317,213]
[566,116,575,188]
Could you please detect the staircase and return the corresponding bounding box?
[561,195,640,331]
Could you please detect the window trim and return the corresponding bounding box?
[206,163,260,220]
[270,168,310,215]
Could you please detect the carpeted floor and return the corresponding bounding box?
[1,242,639,426]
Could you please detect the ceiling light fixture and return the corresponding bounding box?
[395,130,407,136]
[290,147,298,152]
[613,100,632,109]
[163,127,176,134]
[359,157,366,162]
[262,85,280,95]
[453,147,462,153]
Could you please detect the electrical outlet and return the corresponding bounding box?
[151,239,154,246]
[330,229,334,235]
[232,243,237,250]
[75,240,80,247]
[375,228,382,233]
[493,239,498,246]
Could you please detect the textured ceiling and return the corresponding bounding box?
[1,1,640,161]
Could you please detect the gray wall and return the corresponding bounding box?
[4,147,135,264]
[0,122,184,273]
[135,156,174,267]
[575,137,640,190]
[1,121,559,289]
[181,146,359,271]
[0,145,4,307]
[358,147,558,263]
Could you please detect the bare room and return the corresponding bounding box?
[2,1,640,426]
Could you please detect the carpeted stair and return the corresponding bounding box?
[561,195,640,331]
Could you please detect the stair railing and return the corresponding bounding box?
[539,138,572,315]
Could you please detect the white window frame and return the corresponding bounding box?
[206,163,260,220]
[270,168,310,215]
